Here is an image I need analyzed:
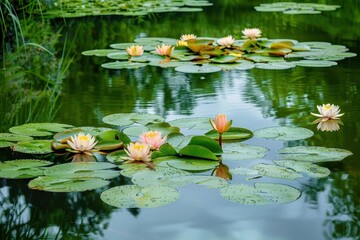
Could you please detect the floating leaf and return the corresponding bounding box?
[168,117,211,130]
[222,143,269,160]
[9,123,73,137]
[123,122,179,137]
[255,62,296,70]
[230,167,259,176]
[13,140,53,154]
[175,64,222,73]
[102,113,165,126]
[279,146,353,162]
[178,145,218,161]
[254,126,314,141]
[167,158,219,171]
[100,185,179,208]
[0,159,52,179]
[252,163,303,180]
[101,61,147,69]
[220,183,301,205]
[29,176,110,192]
[82,49,121,57]
[188,136,222,155]
[0,133,33,142]
[205,127,253,141]
[293,60,338,67]
[274,160,330,178]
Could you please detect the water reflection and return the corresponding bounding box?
[312,118,343,132]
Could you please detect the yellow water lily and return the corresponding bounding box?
[217,35,236,47]
[177,40,188,47]
[242,28,262,40]
[139,131,167,150]
[311,103,344,121]
[155,44,174,57]
[126,45,144,56]
[67,132,97,153]
[123,142,152,162]
[180,34,197,41]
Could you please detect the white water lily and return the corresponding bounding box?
[242,28,262,40]
[180,34,197,41]
[67,133,97,153]
[311,103,344,121]
[217,35,235,47]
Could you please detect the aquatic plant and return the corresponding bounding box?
[83,29,357,73]
[254,2,341,14]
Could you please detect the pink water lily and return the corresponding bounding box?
[67,132,97,153]
[123,142,152,162]
[210,114,232,134]
[155,44,174,57]
[139,131,167,150]
[242,28,262,40]
[217,35,236,47]
[311,103,344,121]
[126,45,144,56]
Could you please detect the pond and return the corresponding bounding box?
[1,0,360,239]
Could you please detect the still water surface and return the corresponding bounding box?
[1,0,360,239]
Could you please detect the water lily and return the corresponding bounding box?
[210,114,232,148]
[217,35,236,47]
[67,132,97,153]
[311,103,344,121]
[123,142,152,162]
[126,45,144,56]
[177,40,188,47]
[210,114,232,134]
[242,28,262,40]
[155,44,174,57]
[139,131,167,150]
[312,118,343,132]
[180,34,197,41]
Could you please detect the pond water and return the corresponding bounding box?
[1,0,360,239]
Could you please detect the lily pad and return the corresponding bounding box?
[274,160,330,178]
[0,159,52,179]
[168,117,211,130]
[175,64,222,73]
[254,126,314,141]
[0,133,33,142]
[167,158,219,171]
[29,176,110,192]
[220,183,301,205]
[100,185,179,208]
[205,127,253,141]
[102,113,165,126]
[13,140,53,154]
[82,49,121,57]
[101,61,148,69]
[252,163,303,180]
[123,122,179,137]
[178,145,218,161]
[293,60,338,67]
[278,146,353,162]
[9,123,73,137]
[222,143,269,160]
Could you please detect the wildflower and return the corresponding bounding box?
[126,45,144,56]
[139,131,167,150]
[155,44,174,57]
[123,142,152,162]
[242,28,262,40]
[210,114,232,134]
[217,35,236,47]
[67,132,97,153]
[311,104,344,121]
[180,34,197,41]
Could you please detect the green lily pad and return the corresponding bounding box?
[205,127,253,141]
[102,113,165,126]
[107,51,129,60]
[222,143,269,160]
[101,61,148,69]
[278,146,353,162]
[167,158,219,171]
[123,122,179,137]
[220,183,301,205]
[252,163,303,180]
[13,140,53,154]
[166,133,192,149]
[9,123,73,137]
[168,117,211,130]
[179,145,218,161]
[100,185,179,208]
[230,167,259,176]
[188,136,222,155]
[0,133,33,142]
[29,176,110,192]
[274,160,330,178]
[0,159,52,179]
[175,64,222,73]
[44,162,120,179]
[293,60,338,67]
[254,126,314,141]
[255,62,296,70]
[82,49,121,57]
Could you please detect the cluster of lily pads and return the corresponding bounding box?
[0,112,353,207]
[254,2,341,14]
[83,29,356,73]
[40,0,212,18]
